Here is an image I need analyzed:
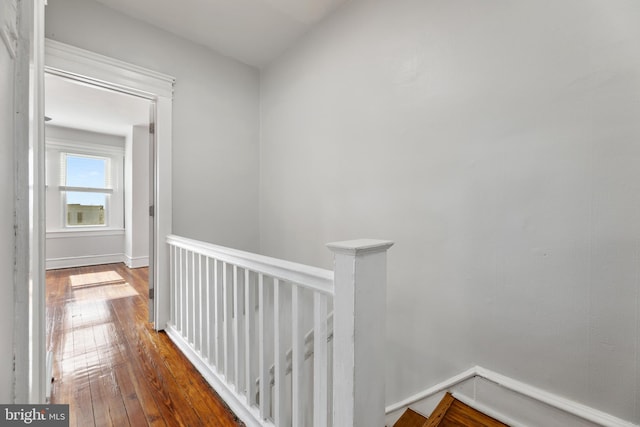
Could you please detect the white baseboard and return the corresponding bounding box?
[165,325,267,427]
[124,255,149,269]
[385,366,638,427]
[46,253,124,270]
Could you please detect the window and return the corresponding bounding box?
[62,154,110,227]
[46,138,124,232]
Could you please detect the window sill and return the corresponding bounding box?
[46,228,125,239]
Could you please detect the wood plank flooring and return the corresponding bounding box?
[46,263,244,427]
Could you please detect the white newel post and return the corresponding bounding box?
[327,239,394,427]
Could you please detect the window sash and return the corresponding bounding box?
[62,192,110,228]
[59,186,114,193]
[62,153,112,189]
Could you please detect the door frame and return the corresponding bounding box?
[44,39,175,331]
[14,0,46,404]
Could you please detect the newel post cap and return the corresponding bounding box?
[326,239,394,256]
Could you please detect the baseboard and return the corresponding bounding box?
[124,255,149,269]
[165,325,268,427]
[385,366,638,427]
[46,253,124,270]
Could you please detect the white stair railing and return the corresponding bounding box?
[166,235,393,427]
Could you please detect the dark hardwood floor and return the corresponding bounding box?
[46,263,244,427]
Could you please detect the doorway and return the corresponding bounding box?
[43,73,154,402]
[44,72,152,273]
[44,38,174,329]
[14,3,175,401]
[41,39,175,401]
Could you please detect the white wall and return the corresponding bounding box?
[46,125,125,150]
[260,0,640,424]
[45,0,260,252]
[124,124,150,268]
[46,231,125,269]
[0,5,16,403]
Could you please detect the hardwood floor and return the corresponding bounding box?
[46,263,244,427]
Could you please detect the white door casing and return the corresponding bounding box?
[14,0,46,404]
[148,102,156,323]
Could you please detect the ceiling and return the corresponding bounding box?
[93,0,349,66]
[45,0,349,136]
[45,73,150,137]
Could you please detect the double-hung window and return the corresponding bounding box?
[62,154,111,226]
[46,138,124,231]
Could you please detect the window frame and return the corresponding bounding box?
[46,138,125,232]
[62,152,111,227]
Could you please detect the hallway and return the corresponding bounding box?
[46,263,243,427]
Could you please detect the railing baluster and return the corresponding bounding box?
[233,265,243,390]
[179,247,185,334]
[190,250,196,345]
[314,292,329,427]
[184,251,188,340]
[169,245,175,325]
[213,259,221,370]
[273,279,287,425]
[244,269,255,406]
[176,248,180,331]
[174,246,179,327]
[197,254,203,354]
[185,251,191,341]
[258,273,270,420]
[222,262,229,380]
[291,285,304,427]
[189,251,193,340]
[196,251,201,347]
[192,252,197,348]
[204,256,210,362]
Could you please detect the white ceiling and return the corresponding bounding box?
[45,73,150,136]
[45,0,348,135]
[93,0,349,66]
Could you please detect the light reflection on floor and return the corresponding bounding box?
[58,271,136,390]
[71,282,138,302]
[68,270,136,302]
[59,321,125,386]
[69,271,125,287]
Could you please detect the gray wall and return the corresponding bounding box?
[260,0,640,423]
[46,0,260,251]
[0,13,16,403]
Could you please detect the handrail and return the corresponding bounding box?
[166,234,334,296]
